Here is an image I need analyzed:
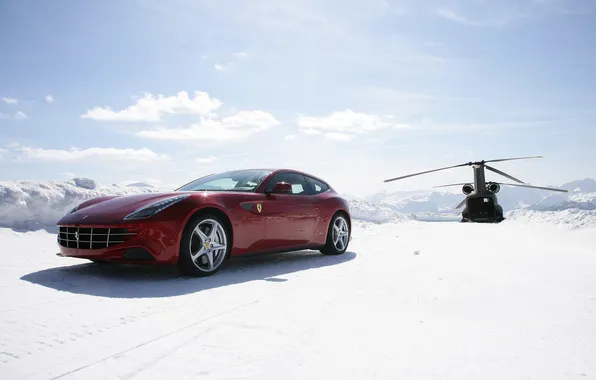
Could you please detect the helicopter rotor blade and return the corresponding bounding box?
[484,155,544,163]
[383,163,470,183]
[455,197,468,209]
[496,182,568,193]
[433,183,469,188]
[484,165,526,184]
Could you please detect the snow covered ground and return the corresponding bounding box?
[2,219,596,379]
[2,178,596,379]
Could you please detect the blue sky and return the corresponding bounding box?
[1,0,595,196]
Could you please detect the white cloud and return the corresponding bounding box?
[2,97,18,104]
[15,111,28,119]
[214,51,248,72]
[433,2,547,28]
[45,95,54,103]
[325,132,353,141]
[296,109,407,139]
[196,155,218,163]
[195,153,249,163]
[284,134,297,140]
[13,145,170,162]
[301,129,321,135]
[214,63,232,71]
[137,110,280,142]
[81,90,222,122]
[0,148,7,157]
[435,8,476,25]
[86,89,281,143]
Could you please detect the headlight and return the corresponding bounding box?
[123,194,190,220]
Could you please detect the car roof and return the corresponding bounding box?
[269,168,330,185]
[231,168,330,185]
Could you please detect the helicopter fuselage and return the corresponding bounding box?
[462,165,504,223]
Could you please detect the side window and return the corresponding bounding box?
[265,172,308,195]
[305,176,329,194]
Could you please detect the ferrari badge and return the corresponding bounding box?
[257,203,262,213]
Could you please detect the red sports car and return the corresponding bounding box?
[56,168,352,276]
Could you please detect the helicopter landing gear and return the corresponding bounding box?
[461,208,469,222]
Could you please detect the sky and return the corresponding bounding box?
[1,0,595,197]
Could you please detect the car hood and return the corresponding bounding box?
[57,192,189,225]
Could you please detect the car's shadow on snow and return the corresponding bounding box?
[20,250,357,298]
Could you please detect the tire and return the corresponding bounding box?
[177,213,231,277]
[320,212,350,255]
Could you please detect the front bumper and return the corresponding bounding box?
[56,221,182,264]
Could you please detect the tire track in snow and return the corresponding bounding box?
[45,289,290,380]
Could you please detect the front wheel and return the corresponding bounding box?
[320,213,350,255]
[177,214,230,277]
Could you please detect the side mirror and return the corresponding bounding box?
[267,181,292,194]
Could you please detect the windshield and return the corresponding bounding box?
[176,169,273,192]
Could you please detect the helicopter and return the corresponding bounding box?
[383,156,568,223]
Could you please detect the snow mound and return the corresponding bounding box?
[347,199,410,223]
[530,201,596,212]
[369,190,463,213]
[0,180,159,230]
[505,208,596,229]
[126,182,156,188]
[411,212,461,222]
[569,192,596,203]
[72,177,97,189]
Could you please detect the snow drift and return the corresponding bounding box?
[505,208,596,229]
[0,179,159,230]
[346,199,410,224]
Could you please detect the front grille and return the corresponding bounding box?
[58,226,138,250]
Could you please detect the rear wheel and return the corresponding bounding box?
[320,213,350,255]
[177,213,230,277]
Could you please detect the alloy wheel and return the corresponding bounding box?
[332,216,349,251]
[189,218,228,272]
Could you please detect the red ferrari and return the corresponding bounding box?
[56,168,352,276]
